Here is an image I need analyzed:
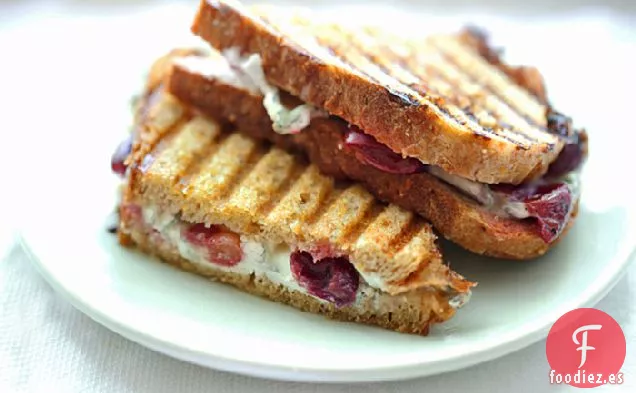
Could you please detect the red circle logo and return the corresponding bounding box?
[546,308,626,388]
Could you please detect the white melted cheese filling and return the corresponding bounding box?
[138,206,469,310]
[221,48,324,135]
[142,206,303,292]
[431,169,581,219]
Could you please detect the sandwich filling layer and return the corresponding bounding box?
[344,127,581,243]
[121,202,470,311]
[176,52,584,243]
[183,49,326,134]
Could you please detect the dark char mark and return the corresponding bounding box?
[387,88,421,106]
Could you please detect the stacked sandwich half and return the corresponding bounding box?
[112,0,587,335]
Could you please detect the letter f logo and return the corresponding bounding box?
[572,324,602,368]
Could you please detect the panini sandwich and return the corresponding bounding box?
[168,0,588,259]
[112,52,474,335]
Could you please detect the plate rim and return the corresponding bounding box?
[18,222,636,382]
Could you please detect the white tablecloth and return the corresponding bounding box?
[1,1,634,392]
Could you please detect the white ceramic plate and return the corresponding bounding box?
[19,173,636,382]
[11,2,636,383]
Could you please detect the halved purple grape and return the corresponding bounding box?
[111,136,132,176]
[182,223,243,266]
[524,183,573,243]
[495,182,573,243]
[290,251,359,307]
[546,138,585,179]
[344,127,426,174]
[545,110,586,177]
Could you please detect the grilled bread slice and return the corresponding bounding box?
[116,53,474,335]
[191,0,572,184]
[167,50,579,259]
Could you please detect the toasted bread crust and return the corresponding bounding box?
[125,64,474,295]
[457,28,548,103]
[169,61,579,259]
[121,222,459,335]
[191,0,565,184]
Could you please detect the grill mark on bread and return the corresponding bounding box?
[353,30,536,147]
[429,36,549,129]
[135,116,192,176]
[356,204,415,257]
[141,126,178,164]
[340,203,385,250]
[339,29,450,106]
[214,140,268,206]
[347,29,533,147]
[223,148,300,223]
[306,25,443,115]
[132,91,187,165]
[316,39,398,89]
[166,118,222,187]
[301,186,343,228]
[263,165,335,242]
[167,47,580,258]
[388,215,422,254]
[342,33,453,107]
[257,161,307,220]
[423,61,537,146]
[391,223,440,278]
[144,93,187,138]
[427,50,550,144]
[184,132,263,201]
[311,185,376,244]
[314,30,514,145]
[352,208,440,292]
[131,51,476,296]
[173,134,217,188]
[258,13,367,80]
[190,2,572,183]
[315,24,540,147]
[177,130,225,193]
